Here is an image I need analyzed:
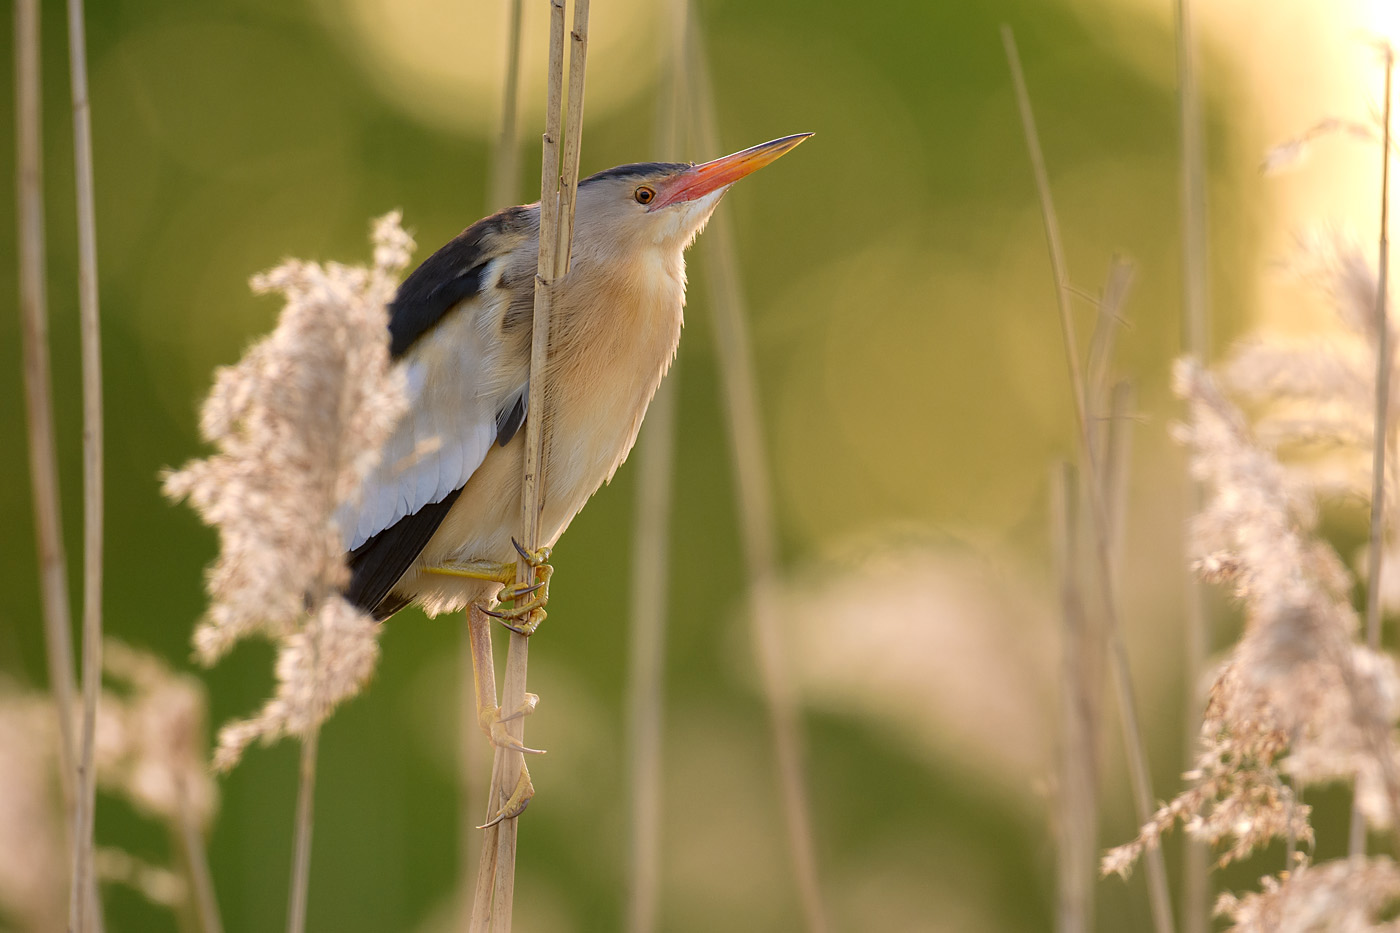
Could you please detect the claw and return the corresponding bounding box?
[498,579,546,601]
[477,700,546,754]
[478,765,535,828]
[481,604,547,636]
[510,537,552,567]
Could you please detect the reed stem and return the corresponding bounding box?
[66,0,106,927]
[686,14,828,931]
[286,728,320,933]
[1002,25,1174,933]
[1351,41,1394,858]
[624,4,688,927]
[1174,2,1212,922]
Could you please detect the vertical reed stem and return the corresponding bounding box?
[175,777,224,933]
[480,1,589,926]
[625,5,687,929]
[15,0,80,809]
[286,728,320,933]
[66,0,105,928]
[464,2,527,919]
[1351,41,1394,858]
[1002,25,1174,933]
[489,0,526,212]
[686,14,829,932]
[1174,1,1212,921]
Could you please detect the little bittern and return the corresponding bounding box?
[341,133,809,818]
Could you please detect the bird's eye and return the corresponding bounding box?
[634,185,656,205]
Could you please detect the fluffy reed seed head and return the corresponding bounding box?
[1105,359,1400,877]
[164,213,414,769]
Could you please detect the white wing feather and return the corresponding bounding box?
[342,302,520,552]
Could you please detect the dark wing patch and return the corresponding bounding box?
[388,206,529,360]
[494,384,528,448]
[346,487,464,620]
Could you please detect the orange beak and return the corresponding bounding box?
[650,133,813,210]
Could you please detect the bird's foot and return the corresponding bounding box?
[478,764,535,828]
[425,539,553,636]
[478,694,545,755]
[482,540,553,636]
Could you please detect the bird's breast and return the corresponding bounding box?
[536,249,684,533]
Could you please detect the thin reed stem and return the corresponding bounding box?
[15,0,80,804]
[286,728,319,933]
[464,1,527,916]
[1174,1,1212,922]
[686,15,829,933]
[625,377,677,933]
[624,5,687,928]
[1351,42,1395,858]
[1002,25,1174,933]
[1052,462,1094,933]
[489,0,526,212]
[66,0,106,928]
[480,1,590,925]
[175,777,224,933]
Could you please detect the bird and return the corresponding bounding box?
[340,132,810,820]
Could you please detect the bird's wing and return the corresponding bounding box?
[341,211,534,615]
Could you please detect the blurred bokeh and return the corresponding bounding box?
[0,0,1393,930]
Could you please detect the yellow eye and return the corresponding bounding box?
[634,185,656,205]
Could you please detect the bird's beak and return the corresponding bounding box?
[650,133,813,210]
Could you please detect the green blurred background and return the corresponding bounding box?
[0,0,1303,929]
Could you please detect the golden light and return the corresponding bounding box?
[312,0,663,138]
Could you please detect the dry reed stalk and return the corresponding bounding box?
[475,1,590,926]
[1000,26,1174,933]
[685,14,828,933]
[173,776,223,933]
[1351,42,1394,858]
[1174,3,1212,923]
[1052,462,1094,933]
[463,0,528,914]
[624,4,688,929]
[624,376,676,933]
[1053,267,1134,933]
[15,0,80,808]
[65,0,105,928]
[286,726,319,933]
[489,0,526,212]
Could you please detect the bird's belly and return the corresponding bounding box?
[401,301,680,616]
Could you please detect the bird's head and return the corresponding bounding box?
[572,133,812,258]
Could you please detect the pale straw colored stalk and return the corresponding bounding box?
[1174,1,1212,923]
[15,0,79,807]
[173,776,223,933]
[1051,461,1093,933]
[475,1,590,927]
[463,1,527,916]
[1001,26,1174,933]
[686,14,829,933]
[286,726,319,933]
[1054,267,1134,933]
[66,0,106,928]
[624,2,688,929]
[1351,42,1394,858]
